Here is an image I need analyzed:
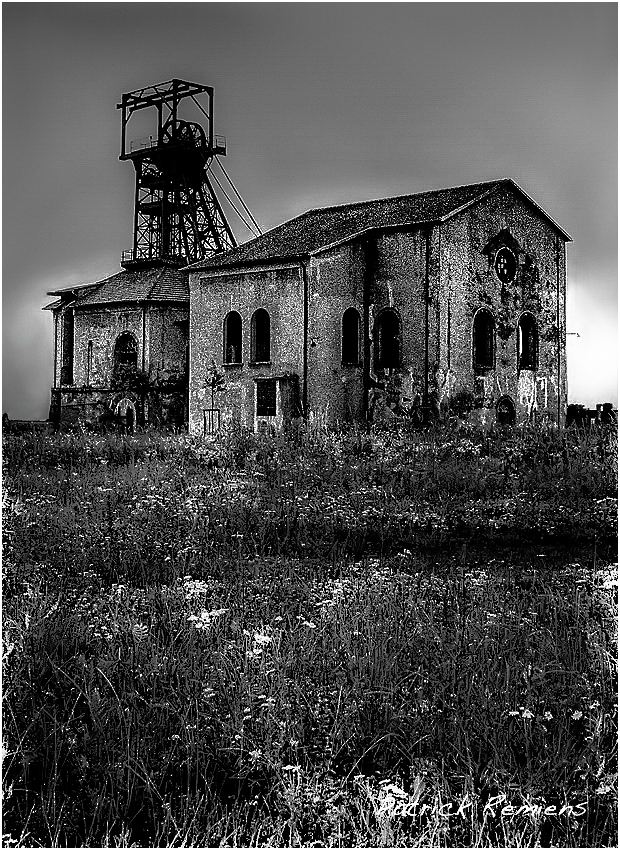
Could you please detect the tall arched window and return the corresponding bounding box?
[112,332,138,382]
[473,309,495,371]
[342,307,361,365]
[518,313,538,370]
[223,311,242,363]
[374,308,401,370]
[60,308,74,385]
[251,309,271,363]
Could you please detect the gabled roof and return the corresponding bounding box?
[44,265,189,310]
[188,178,570,272]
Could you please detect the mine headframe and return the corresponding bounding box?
[118,79,237,268]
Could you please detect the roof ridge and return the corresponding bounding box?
[208,178,509,257]
[297,178,508,219]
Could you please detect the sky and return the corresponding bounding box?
[3,2,617,419]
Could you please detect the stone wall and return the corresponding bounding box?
[189,264,304,433]
[187,186,567,432]
[50,301,189,428]
[439,184,567,425]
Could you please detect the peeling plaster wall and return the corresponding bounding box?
[370,229,432,393]
[188,265,304,434]
[307,245,364,423]
[439,185,567,424]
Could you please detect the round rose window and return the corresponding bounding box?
[494,247,517,283]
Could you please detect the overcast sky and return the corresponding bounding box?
[3,2,617,419]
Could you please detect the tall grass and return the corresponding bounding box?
[3,423,617,846]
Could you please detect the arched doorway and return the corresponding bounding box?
[496,395,516,427]
[116,397,137,434]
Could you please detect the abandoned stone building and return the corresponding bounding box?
[44,81,570,433]
[187,178,570,433]
[44,266,189,430]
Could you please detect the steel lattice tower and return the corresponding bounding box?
[118,80,237,268]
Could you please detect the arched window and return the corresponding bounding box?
[374,308,401,370]
[518,313,538,370]
[473,309,495,371]
[251,309,271,363]
[113,332,138,381]
[342,308,361,365]
[60,308,74,385]
[223,311,242,363]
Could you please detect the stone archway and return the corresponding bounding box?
[496,395,516,427]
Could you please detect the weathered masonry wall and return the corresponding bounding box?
[147,306,189,380]
[368,228,439,418]
[438,185,567,424]
[307,228,439,425]
[51,302,189,427]
[306,244,364,423]
[189,264,304,433]
[72,306,145,387]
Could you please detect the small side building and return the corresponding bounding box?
[44,265,189,430]
[187,178,570,433]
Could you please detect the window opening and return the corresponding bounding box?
[518,314,538,370]
[251,309,271,362]
[494,247,517,284]
[113,332,138,382]
[374,309,401,370]
[224,311,242,363]
[256,379,277,416]
[60,308,74,385]
[342,308,361,364]
[473,309,495,371]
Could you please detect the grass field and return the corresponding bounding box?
[2,421,617,847]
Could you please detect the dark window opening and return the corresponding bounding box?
[256,379,277,416]
[374,309,401,370]
[518,314,538,370]
[60,308,74,385]
[342,308,361,364]
[251,309,271,362]
[473,309,495,371]
[113,332,138,382]
[495,247,517,284]
[224,311,242,363]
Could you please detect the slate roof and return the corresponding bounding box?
[44,265,189,310]
[188,178,570,272]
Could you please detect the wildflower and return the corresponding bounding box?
[543,711,553,721]
[187,608,228,631]
[521,708,534,720]
[132,623,149,641]
[571,710,583,720]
